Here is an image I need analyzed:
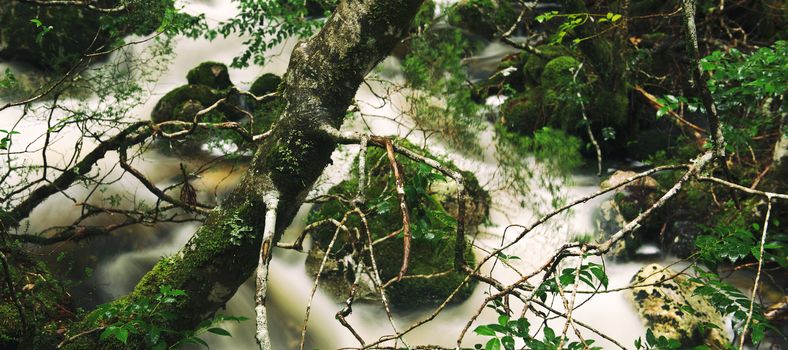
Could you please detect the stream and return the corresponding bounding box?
[0,0,738,349]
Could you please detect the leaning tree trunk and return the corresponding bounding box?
[62,0,424,347]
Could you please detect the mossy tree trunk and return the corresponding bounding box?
[62,0,425,347]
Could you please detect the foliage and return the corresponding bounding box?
[493,126,582,204]
[88,285,246,349]
[402,24,486,153]
[689,270,772,346]
[474,314,602,350]
[696,215,786,269]
[474,261,608,350]
[535,11,622,45]
[203,0,332,67]
[703,40,787,151]
[633,328,683,350]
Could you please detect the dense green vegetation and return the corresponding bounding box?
[0,0,785,349]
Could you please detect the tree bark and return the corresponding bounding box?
[61,0,424,347]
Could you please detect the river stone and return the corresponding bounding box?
[428,171,490,230]
[151,85,221,123]
[629,264,730,349]
[249,73,282,97]
[306,142,485,309]
[603,170,660,221]
[186,62,233,90]
[304,245,379,303]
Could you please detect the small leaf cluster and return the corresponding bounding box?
[689,271,773,345]
[633,329,684,350]
[535,11,621,45]
[534,262,607,302]
[473,313,601,350]
[701,40,787,151]
[88,285,246,349]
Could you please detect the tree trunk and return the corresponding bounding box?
[62,0,424,347]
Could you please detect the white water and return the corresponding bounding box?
[0,1,664,348]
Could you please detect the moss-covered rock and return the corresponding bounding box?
[186,62,233,90]
[498,89,547,135]
[629,264,730,349]
[521,45,575,86]
[249,73,282,97]
[151,84,222,124]
[306,141,488,309]
[0,0,172,71]
[447,0,517,40]
[594,170,661,259]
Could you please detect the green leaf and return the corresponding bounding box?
[485,338,501,350]
[501,336,515,350]
[207,327,231,336]
[474,325,496,336]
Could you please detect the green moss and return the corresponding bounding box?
[589,88,628,130]
[521,45,574,86]
[540,56,580,90]
[499,89,547,135]
[307,141,487,309]
[0,246,71,348]
[249,73,282,97]
[186,62,233,90]
[151,84,222,123]
[447,0,517,39]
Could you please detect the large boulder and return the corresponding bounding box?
[429,170,490,229]
[151,84,222,124]
[186,62,233,90]
[521,45,575,87]
[306,142,488,309]
[629,264,730,349]
[447,0,517,40]
[498,89,547,136]
[594,170,661,259]
[249,73,281,97]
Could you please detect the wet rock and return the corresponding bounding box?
[429,170,490,229]
[151,84,222,124]
[249,73,281,97]
[304,245,378,303]
[594,170,661,259]
[186,62,233,90]
[601,170,660,221]
[629,264,730,349]
[306,141,487,309]
[447,0,517,40]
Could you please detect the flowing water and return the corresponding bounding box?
[0,1,714,349]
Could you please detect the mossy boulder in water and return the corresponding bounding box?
[447,0,517,40]
[306,142,489,308]
[629,264,730,349]
[594,170,661,259]
[186,62,233,90]
[151,84,222,124]
[249,73,282,97]
[498,55,584,135]
[0,0,171,71]
[521,45,575,86]
[499,89,547,135]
